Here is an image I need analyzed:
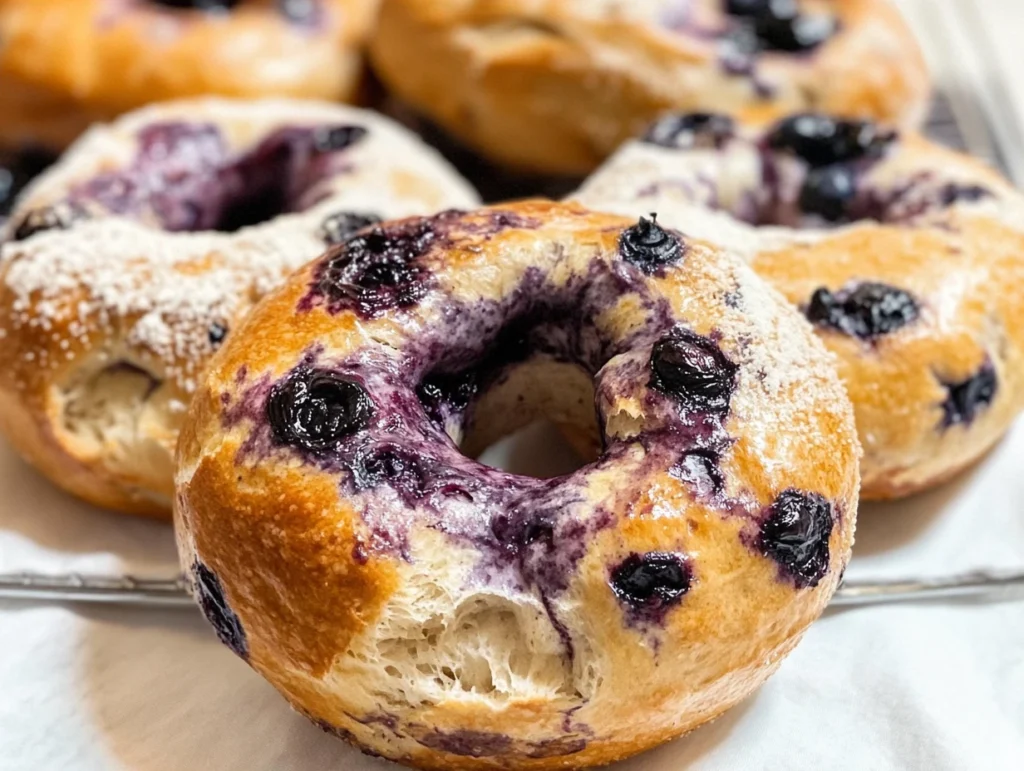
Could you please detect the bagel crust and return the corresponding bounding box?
[0,97,479,517]
[0,0,379,149]
[175,200,860,769]
[575,112,1024,499]
[370,0,930,175]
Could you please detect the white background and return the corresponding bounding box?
[1,1,1022,769]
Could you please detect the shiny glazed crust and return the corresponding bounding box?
[0,97,479,517]
[0,0,379,149]
[370,0,929,175]
[574,124,1024,500]
[175,200,860,769]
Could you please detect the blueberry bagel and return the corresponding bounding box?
[575,112,1024,499]
[174,200,859,769]
[0,98,478,517]
[370,0,929,175]
[0,0,378,150]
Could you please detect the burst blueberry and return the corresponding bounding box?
[767,114,892,167]
[650,329,738,414]
[758,490,833,587]
[611,552,692,619]
[672,450,724,497]
[208,321,229,347]
[800,165,858,222]
[619,215,684,274]
[320,211,383,245]
[642,113,735,149]
[806,282,920,340]
[193,562,248,657]
[267,367,374,452]
[941,363,997,428]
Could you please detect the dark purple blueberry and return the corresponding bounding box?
[725,0,770,15]
[611,552,692,614]
[672,450,724,497]
[806,282,920,339]
[312,125,369,154]
[417,371,478,425]
[319,211,383,245]
[941,363,997,428]
[650,329,738,414]
[149,0,240,10]
[642,113,735,149]
[10,201,88,242]
[267,367,374,453]
[0,147,57,217]
[208,321,228,347]
[619,215,684,274]
[938,184,993,206]
[193,562,248,658]
[313,217,441,317]
[799,165,858,222]
[758,490,833,587]
[767,114,892,167]
[350,445,432,498]
[752,1,837,52]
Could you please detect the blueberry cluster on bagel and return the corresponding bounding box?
[575,111,1024,498]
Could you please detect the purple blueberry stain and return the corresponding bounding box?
[757,489,833,588]
[610,552,693,625]
[618,214,685,274]
[805,282,920,340]
[650,329,738,415]
[267,366,375,453]
[193,561,248,658]
[940,361,998,428]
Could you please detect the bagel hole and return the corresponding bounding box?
[439,358,601,479]
[72,122,368,233]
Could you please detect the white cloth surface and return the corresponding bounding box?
[2,1,1023,769]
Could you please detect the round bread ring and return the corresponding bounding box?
[174,200,859,769]
[370,0,929,176]
[574,112,1024,499]
[0,0,378,149]
[0,97,479,517]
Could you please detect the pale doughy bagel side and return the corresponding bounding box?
[0,97,479,516]
[574,112,1024,499]
[370,0,929,175]
[175,200,860,770]
[0,0,379,149]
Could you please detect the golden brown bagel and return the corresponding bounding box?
[0,97,478,517]
[0,0,379,149]
[175,199,859,769]
[574,111,1024,499]
[370,0,929,175]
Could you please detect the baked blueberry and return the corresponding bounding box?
[650,329,738,414]
[724,0,770,15]
[193,562,248,657]
[417,371,478,425]
[941,363,997,428]
[316,219,437,317]
[767,114,891,167]
[752,1,837,52]
[352,445,430,498]
[0,147,57,217]
[313,125,369,154]
[320,211,383,245]
[799,165,858,222]
[642,113,735,149]
[758,489,833,587]
[672,450,724,497]
[10,202,88,242]
[806,282,920,340]
[208,321,229,347]
[619,215,684,274]
[939,183,992,206]
[611,552,692,614]
[268,367,374,452]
